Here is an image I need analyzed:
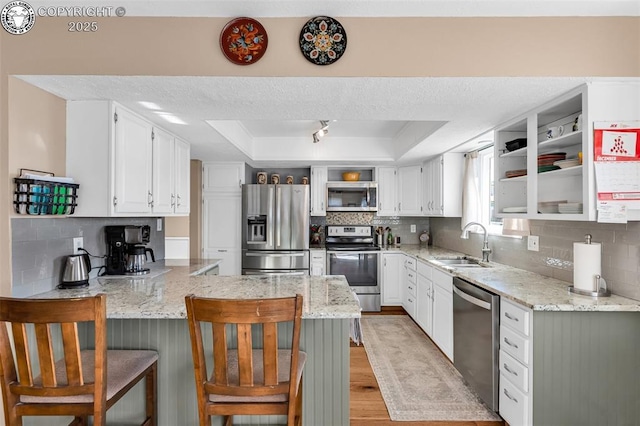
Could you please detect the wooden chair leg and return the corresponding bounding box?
[224,415,233,426]
[68,417,87,426]
[295,376,304,426]
[143,361,157,426]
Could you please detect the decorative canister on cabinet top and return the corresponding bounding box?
[257,171,267,184]
[286,175,294,184]
[271,174,280,184]
[301,176,309,185]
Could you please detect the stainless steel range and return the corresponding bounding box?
[325,225,380,312]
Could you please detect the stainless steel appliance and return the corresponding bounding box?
[60,253,91,288]
[104,225,153,275]
[326,225,380,311]
[453,277,500,412]
[326,182,377,212]
[241,184,310,275]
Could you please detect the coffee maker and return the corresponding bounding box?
[104,225,154,275]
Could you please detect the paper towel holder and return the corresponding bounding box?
[568,274,611,297]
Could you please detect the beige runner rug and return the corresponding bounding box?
[360,315,501,421]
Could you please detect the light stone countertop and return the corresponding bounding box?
[31,259,361,320]
[382,245,640,312]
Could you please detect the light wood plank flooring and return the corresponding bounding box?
[350,310,505,426]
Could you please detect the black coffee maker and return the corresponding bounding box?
[104,225,153,275]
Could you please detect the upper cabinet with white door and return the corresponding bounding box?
[376,165,423,217]
[495,82,640,222]
[398,165,423,216]
[423,153,464,217]
[66,100,190,217]
[152,128,191,215]
[376,166,398,216]
[310,166,328,216]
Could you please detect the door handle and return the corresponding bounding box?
[453,285,491,310]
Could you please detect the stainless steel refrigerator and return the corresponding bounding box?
[242,184,310,275]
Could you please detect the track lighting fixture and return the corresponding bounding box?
[312,120,330,143]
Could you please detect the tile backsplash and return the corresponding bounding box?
[11,217,165,297]
[312,213,430,246]
[431,217,640,301]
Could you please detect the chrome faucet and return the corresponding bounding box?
[460,221,491,262]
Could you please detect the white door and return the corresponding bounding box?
[203,162,244,192]
[381,253,402,305]
[152,127,174,215]
[310,166,327,216]
[174,138,191,214]
[398,165,423,216]
[203,193,241,250]
[433,283,453,361]
[113,107,153,214]
[416,274,433,337]
[431,156,444,216]
[376,166,397,216]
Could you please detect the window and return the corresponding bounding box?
[477,143,504,235]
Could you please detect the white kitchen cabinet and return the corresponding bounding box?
[402,255,417,318]
[310,249,326,276]
[376,166,398,216]
[423,153,463,217]
[152,129,191,215]
[201,162,244,276]
[416,260,433,337]
[398,165,423,216]
[432,268,453,361]
[66,101,190,217]
[310,166,328,216]
[495,82,640,221]
[381,252,403,306]
[499,298,533,426]
[202,193,242,275]
[202,162,245,192]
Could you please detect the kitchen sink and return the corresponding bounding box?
[431,257,487,267]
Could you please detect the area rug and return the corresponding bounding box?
[360,315,501,421]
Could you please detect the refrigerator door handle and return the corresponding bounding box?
[245,252,305,257]
[267,185,274,248]
[276,185,282,248]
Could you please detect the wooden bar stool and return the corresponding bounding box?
[0,294,158,426]
[185,294,305,426]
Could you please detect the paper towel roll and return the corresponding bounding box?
[573,242,601,291]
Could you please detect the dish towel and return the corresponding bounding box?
[350,291,364,345]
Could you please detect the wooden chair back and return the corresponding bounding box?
[185,294,304,423]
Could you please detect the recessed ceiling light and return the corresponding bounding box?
[138,101,162,110]
[155,112,187,125]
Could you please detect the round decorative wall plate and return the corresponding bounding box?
[299,16,347,65]
[220,17,268,65]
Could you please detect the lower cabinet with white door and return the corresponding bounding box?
[431,268,454,361]
[381,252,403,306]
[310,249,326,276]
[416,260,433,337]
[202,192,242,276]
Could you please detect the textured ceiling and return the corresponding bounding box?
[21,75,626,165]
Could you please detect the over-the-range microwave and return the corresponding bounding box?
[326,182,378,212]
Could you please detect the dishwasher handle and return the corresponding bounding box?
[453,284,492,310]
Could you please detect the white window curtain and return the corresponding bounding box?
[461,151,482,231]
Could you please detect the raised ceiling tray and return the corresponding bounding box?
[299,16,347,65]
[220,17,268,65]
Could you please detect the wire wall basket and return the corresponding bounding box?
[13,169,80,215]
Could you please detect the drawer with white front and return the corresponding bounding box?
[406,280,417,298]
[500,349,529,393]
[406,269,417,285]
[405,256,417,271]
[501,298,530,337]
[499,373,530,426]
[500,325,530,365]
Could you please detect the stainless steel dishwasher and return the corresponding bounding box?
[452,277,500,412]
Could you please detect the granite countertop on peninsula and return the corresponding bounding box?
[383,245,640,312]
[30,259,361,320]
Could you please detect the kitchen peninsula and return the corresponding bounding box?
[30,260,360,426]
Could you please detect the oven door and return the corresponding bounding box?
[327,251,379,293]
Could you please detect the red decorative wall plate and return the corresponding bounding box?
[220,17,268,65]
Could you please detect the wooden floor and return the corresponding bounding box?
[350,309,505,426]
